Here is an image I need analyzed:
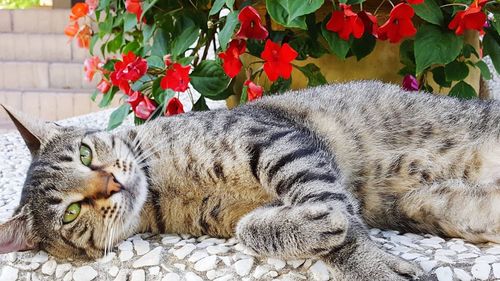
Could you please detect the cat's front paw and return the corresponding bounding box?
[327,238,425,281]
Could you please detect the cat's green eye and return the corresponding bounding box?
[63,202,81,224]
[79,145,92,166]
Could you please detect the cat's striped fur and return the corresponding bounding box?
[2,81,500,280]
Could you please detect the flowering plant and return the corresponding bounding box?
[66,0,500,129]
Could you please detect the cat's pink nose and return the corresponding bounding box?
[106,175,121,196]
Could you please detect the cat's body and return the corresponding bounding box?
[1,81,500,280]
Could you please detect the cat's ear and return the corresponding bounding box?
[2,105,58,156]
[0,207,38,254]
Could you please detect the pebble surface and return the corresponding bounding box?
[1,88,500,280]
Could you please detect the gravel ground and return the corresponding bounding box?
[0,72,500,281]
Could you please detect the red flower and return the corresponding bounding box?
[128,91,156,120]
[235,6,269,40]
[160,63,191,92]
[165,97,185,116]
[76,25,92,49]
[378,3,417,43]
[96,79,111,94]
[110,52,148,94]
[326,4,364,40]
[244,80,263,101]
[83,56,101,81]
[218,39,247,78]
[407,0,424,4]
[70,3,89,21]
[448,1,487,35]
[261,40,298,82]
[125,0,143,22]
[357,11,379,36]
[64,21,79,38]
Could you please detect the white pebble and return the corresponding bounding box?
[118,241,133,251]
[0,265,19,281]
[286,259,305,269]
[108,266,119,277]
[267,257,286,270]
[133,246,162,268]
[133,239,150,255]
[194,255,218,271]
[207,245,230,255]
[149,266,160,276]
[309,260,330,281]
[220,256,232,266]
[173,244,196,259]
[486,246,500,255]
[471,263,491,280]
[493,263,500,278]
[63,271,73,281]
[173,263,186,271]
[450,244,468,253]
[31,251,49,263]
[281,272,307,280]
[162,273,181,281]
[458,253,478,259]
[434,255,455,264]
[185,272,203,281]
[435,267,453,281]
[213,275,234,281]
[97,252,116,263]
[453,268,472,281]
[162,235,181,245]
[401,253,421,260]
[119,250,133,262]
[56,264,72,278]
[188,250,209,262]
[41,260,57,275]
[435,249,456,256]
[130,269,145,281]
[206,270,218,280]
[234,258,254,276]
[475,255,497,263]
[265,271,279,278]
[253,265,271,279]
[419,260,437,273]
[6,253,16,262]
[73,266,98,281]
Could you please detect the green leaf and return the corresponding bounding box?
[297,63,327,87]
[399,40,416,73]
[142,24,155,46]
[171,25,199,57]
[147,56,165,69]
[414,24,463,74]
[140,0,160,20]
[151,28,169,57]
[124,13,138,32]
[431,66,451,88]
[177,56,195,65]
[448,81,477,99]
[351,34,376,61]
[91,89,99,102]
[246,39,265,57]
[445,60,469,81]
[210,0,226,15]
[89,35,99,56]
[483,29,500,74]
[225,0,235,10]
[99,87,118,108]
[219,11,238,50]
[107,33,124,54]
[475,60,493,80]
[269,77,292,94]
[412,0,444,25]
[122,41,141,54]
[98,16,113,39]
[266,0,324,29]
[193,96,210,111]
[190,60,231,99]
[462,44,479,59]
[321,24,350,59]
[493,13,500,35]
[107,104,130,130]
[97,0,110,11]
[240,86,248,104]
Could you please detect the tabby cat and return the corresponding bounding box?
[1,81,500,280]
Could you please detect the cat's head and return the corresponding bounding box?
[0,107,149,260]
